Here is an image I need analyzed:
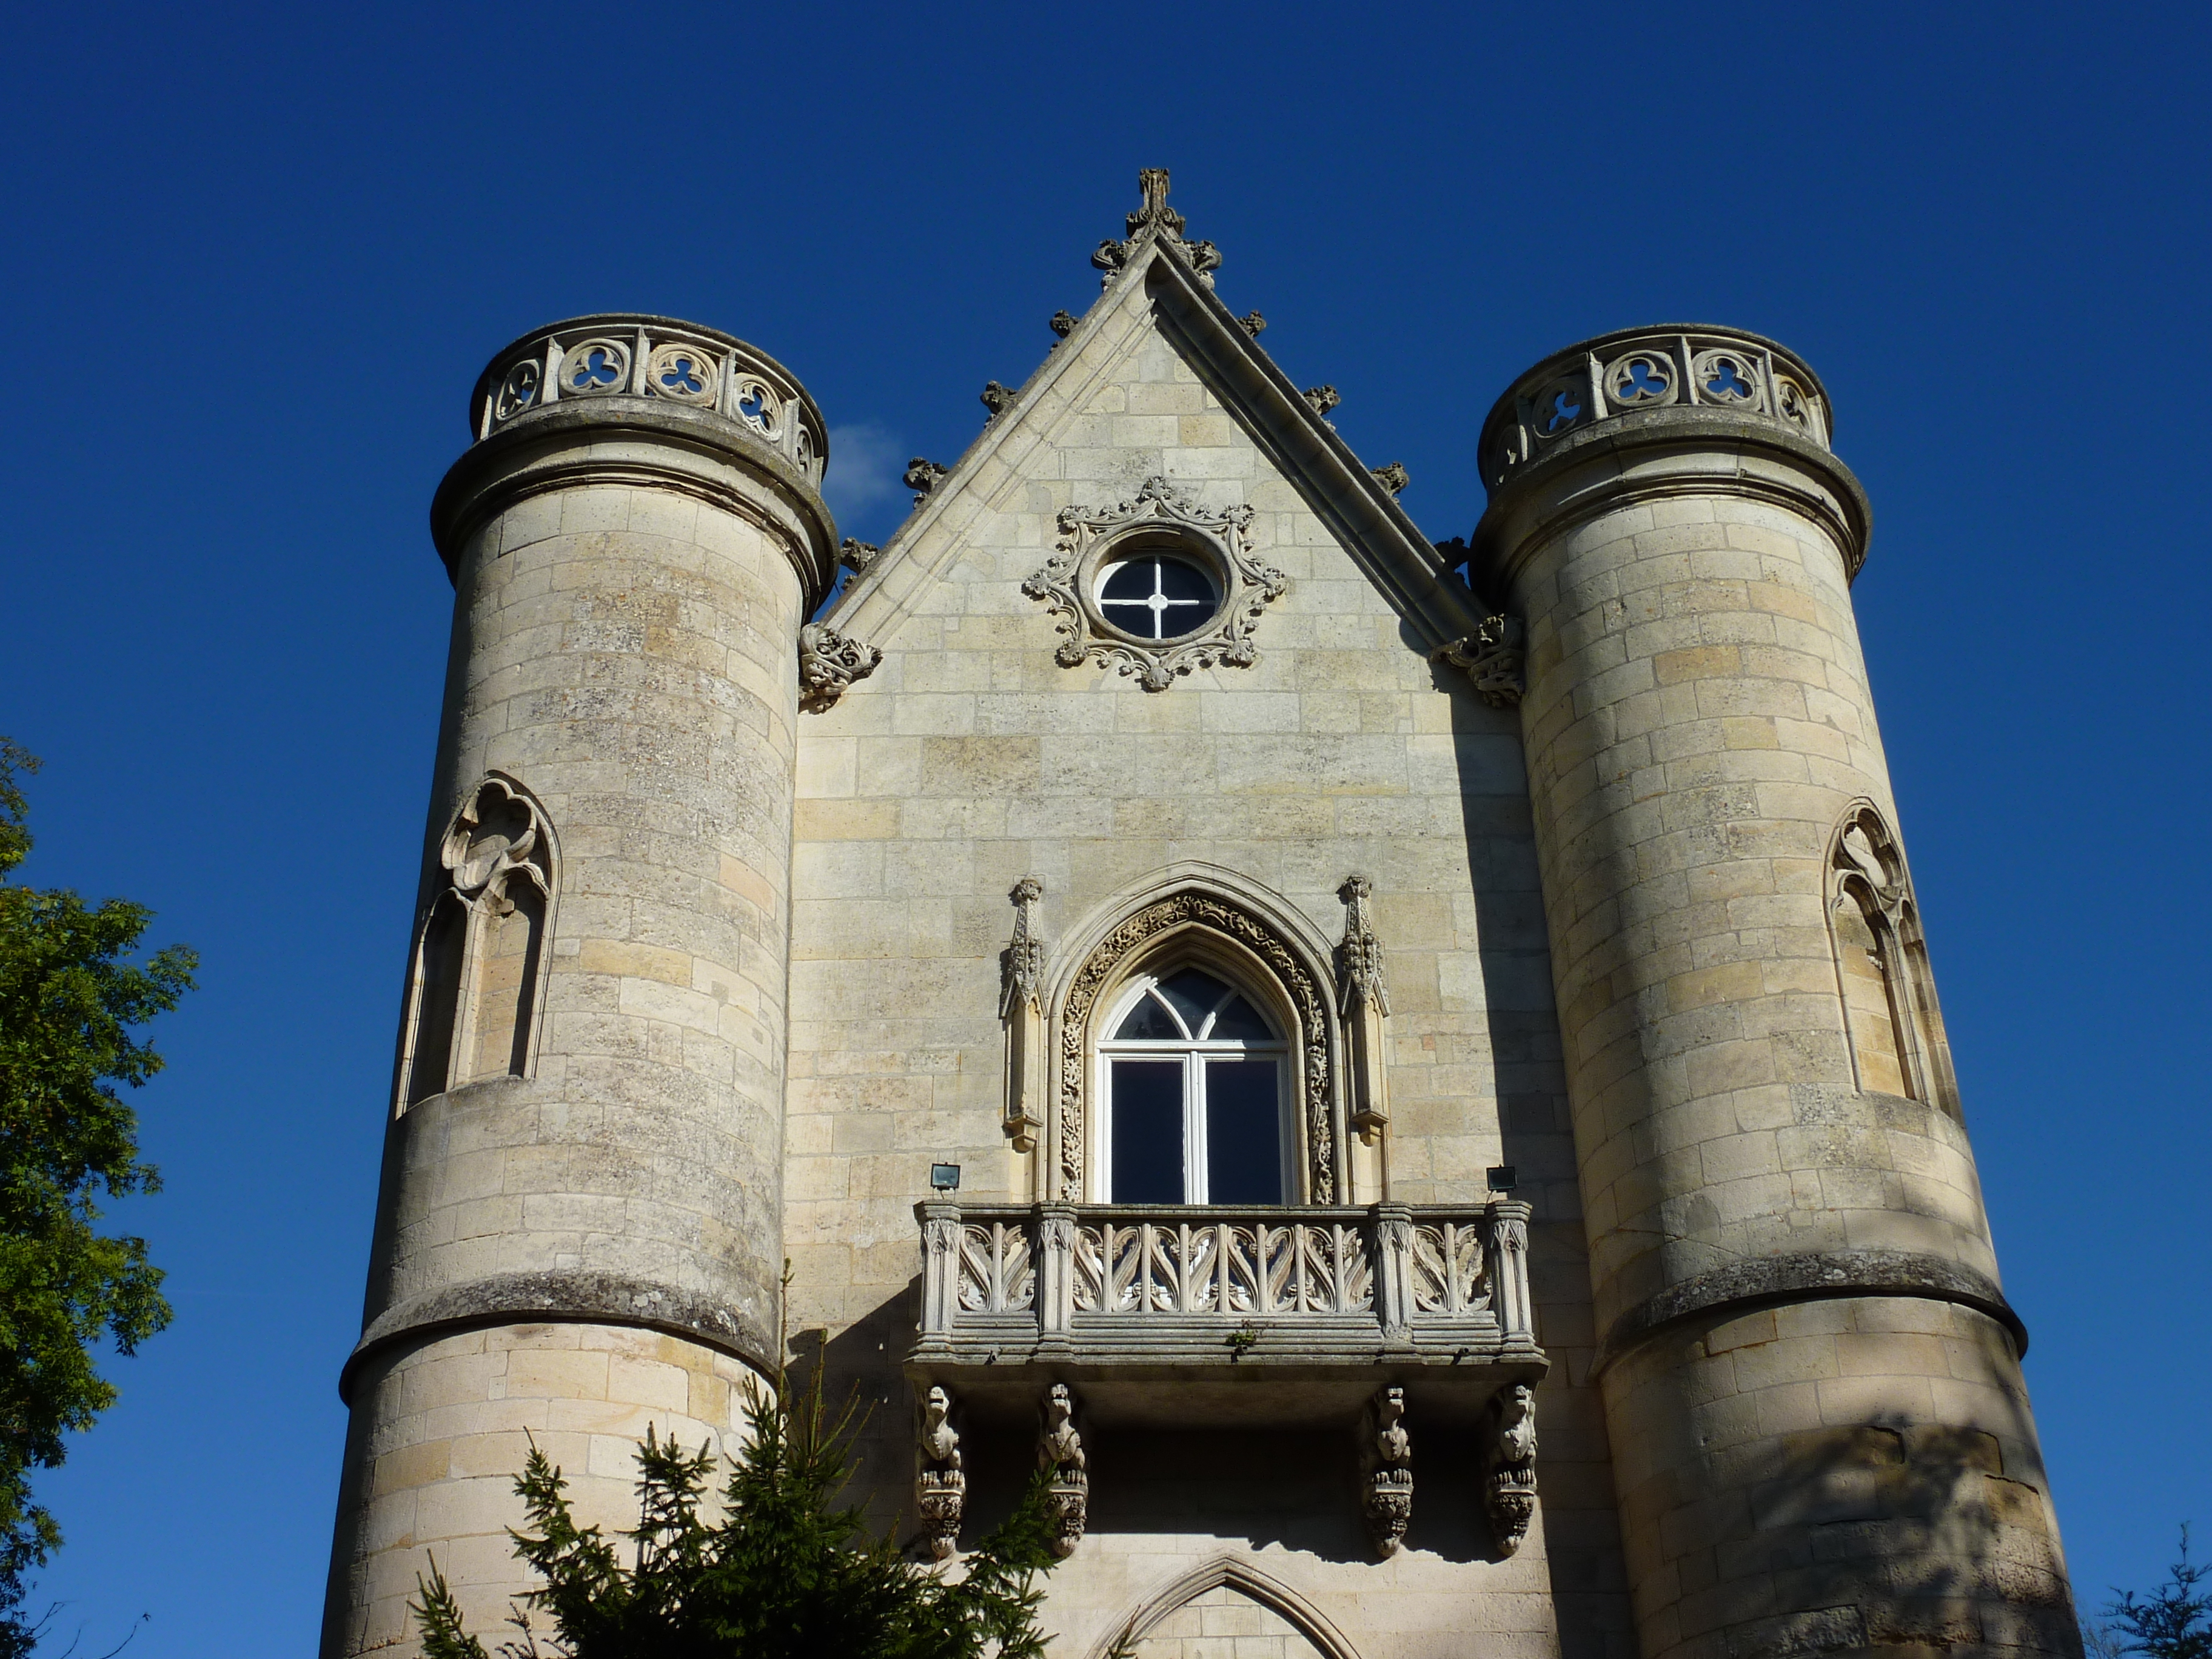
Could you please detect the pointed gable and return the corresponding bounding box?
[823,172,1486,662]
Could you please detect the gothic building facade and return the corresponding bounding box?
[321,173,2080,1659]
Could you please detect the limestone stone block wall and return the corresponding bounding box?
[1472,329,2077,1659]
[327,1322,759,1652]
[785,270,1631,1657]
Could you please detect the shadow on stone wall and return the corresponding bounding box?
[1689,1406,2080,1659]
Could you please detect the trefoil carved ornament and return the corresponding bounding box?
[1022,476,1288,693]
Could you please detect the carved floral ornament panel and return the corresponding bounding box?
[1022,477,1288,692]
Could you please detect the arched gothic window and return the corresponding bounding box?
[397,776,558,1110]
[1827,803,1959,1114]
[1098,967,1290,1204]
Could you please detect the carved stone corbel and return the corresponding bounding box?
[1000,877,1048,1153]
[1363,1387,1413,1558]
[904,458,949,507]
[797,623,881,712]
[1483,1382,1538,1556]
[1336,876,1391,1144]
[915,1385,965,1560]
[1038,1383,1088,1557]
[1433,613,1526,709]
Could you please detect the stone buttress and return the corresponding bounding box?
[320,317,836,1657]
[1470,329,2079,1659]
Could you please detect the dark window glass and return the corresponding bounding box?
[1156,968,1223,1033]
[1110,1059,1185,1202]
[1207,994,1273,1041]
[1097,556,1221,641]
[1113,991,1182,1040]
[1205,1059,1282,1204]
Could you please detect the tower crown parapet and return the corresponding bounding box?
[1478,324,1835,493]
[466,312,829,490]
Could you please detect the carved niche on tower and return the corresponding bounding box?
[1826,801,1958,1113]
[398,775,558,1110]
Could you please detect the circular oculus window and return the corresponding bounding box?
[1095,552,1222,642]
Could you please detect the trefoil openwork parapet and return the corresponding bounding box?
[467,313,828,489]
[1478,325,1834,492]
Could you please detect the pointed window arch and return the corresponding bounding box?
[1088,1555,1362,1659]
[1827,802,1959,1114]
[397,775,558,1111]
[1098,965,1290,1204]
[1054,886,1340,1204]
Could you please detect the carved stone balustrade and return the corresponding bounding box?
[465,313,828,489]
[1478,324,1833,494]
[909,1201,1544,1429]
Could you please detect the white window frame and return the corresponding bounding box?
[1093,968,1293,1204]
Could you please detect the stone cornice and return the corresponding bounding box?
[338,1269,775,1403]
[429,398,840,606]
[1592,1248,2026,1379]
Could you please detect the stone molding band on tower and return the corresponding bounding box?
[336,1269,769,1405]
[1590,1247,2026,1379]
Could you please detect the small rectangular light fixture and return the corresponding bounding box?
[1486,1165,1517,1193]
[929,1162,962,1192]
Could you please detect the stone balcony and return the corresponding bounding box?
[906,1200,1546,1429]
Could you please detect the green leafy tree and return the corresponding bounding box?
[412,1351,1066,1658]
[2106,1529,2212,1659]
[0,740,194,1653]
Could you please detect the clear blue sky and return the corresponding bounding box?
[2,3,2207,1652]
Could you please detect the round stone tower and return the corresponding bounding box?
[321,317,837,1657]
[1470,329,2079,1659]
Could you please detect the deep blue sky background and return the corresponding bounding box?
[2,3,2207,1652]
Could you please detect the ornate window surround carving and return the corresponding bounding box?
[1043,869,1344,1205]
[1021,476,1288,692]
[395,774,559,1112]
[1825,799,1960,1114]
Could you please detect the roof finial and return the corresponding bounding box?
[1129,168,1184,239]
[1092,167,1221,289]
